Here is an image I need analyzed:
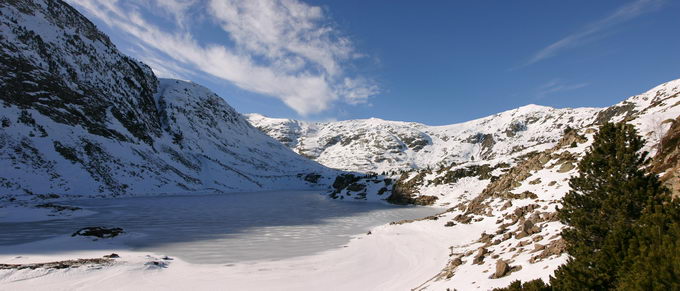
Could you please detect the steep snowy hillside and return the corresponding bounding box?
[411,78,680,290]
[248,105,599,173]
[0,0,333,200]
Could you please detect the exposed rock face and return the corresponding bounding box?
[388,172,432,205]
[0,0,336,198]
[652,116,680,198]
[0,0,161,144]
[464,129,584,215]
[594,101,637,125]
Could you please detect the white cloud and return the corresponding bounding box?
[535,79,589,99]
[523,0,665,67]
[66,0,378,115]
[208,0,351,76]
[339,77,380,105]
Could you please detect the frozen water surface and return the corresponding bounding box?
[0,191,440,264]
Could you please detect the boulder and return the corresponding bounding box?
[530,238,568,263]
[557,162,575,173]
[494,260,510,278]
[72,227,124,239]
[473,248,488,265]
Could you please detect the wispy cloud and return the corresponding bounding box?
[522,0,665,67]
[535,79,589,99]
[66,0,378,116]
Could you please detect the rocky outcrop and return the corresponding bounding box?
[430,164,496,186]
[530,238,567,263]
[472,247,488,265]
[0,258,114,270]
[328,173,395,201]
[465,129,585,215]
[0,0,161,144]
[434,255,464,280]
[71,227,124,239]
[388,172,427,204]
[652,116,680,198]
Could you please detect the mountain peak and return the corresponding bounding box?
[515,104,554,112]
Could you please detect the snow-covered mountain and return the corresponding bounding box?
[250,79,680,289]
[0,0,334,200]
[247,105,600,173]
[248,78,680,174]
[248,80,680,203]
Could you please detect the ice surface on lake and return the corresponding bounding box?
[0,191,440,264]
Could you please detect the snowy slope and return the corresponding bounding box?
[414,79,680,290]
[0,0,334,200]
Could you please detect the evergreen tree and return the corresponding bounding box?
[551,122,668,290]
[615,196,680,290]
[496,122,679,290]
[492,279,550,291]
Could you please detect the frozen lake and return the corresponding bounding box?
[0,191,440,264]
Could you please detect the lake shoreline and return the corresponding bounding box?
[0,191,465,290]
[0,212,463,290]
[0,190,562,290]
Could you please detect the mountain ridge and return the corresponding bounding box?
[0,0,335,200]
[248,78,680,206]
[247,102,601,173]
[248,78,680,173]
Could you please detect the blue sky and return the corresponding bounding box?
[68,0,680,125]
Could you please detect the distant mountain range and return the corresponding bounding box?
[249,79,680,204]
[247,105,599,173]
[248,82,680,174]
